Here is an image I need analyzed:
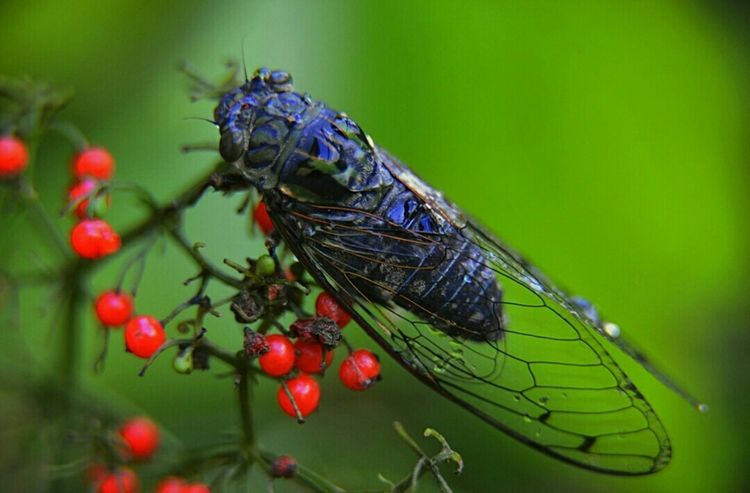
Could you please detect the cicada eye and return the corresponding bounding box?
[270,70,293,93]
[241,103,251,110]
[271,70,291,84]
[219,129,247,162]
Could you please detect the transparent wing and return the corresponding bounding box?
[269,198,672,475]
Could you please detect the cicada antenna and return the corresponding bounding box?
[182,116,218,127]
[241,36,250,83]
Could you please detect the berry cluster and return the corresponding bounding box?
[66,147,120,259]
[1,73,455,492]
[95,289,167,359]
[250,290,381,420]
[88,416,211,492]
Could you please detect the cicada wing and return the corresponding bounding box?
[269,200,671,475]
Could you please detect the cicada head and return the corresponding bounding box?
[214,83,258,163]
[214,68,307,191]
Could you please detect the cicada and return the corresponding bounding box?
[213,67,702,475]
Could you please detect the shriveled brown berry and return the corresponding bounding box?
[270,455,298,478]
[289,318,341,348]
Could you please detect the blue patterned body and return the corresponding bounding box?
[215,68,504,340]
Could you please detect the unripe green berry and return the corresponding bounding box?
[173,347,194,374]
[255,255,276,278]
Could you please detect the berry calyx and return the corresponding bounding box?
[184,484,212,493]
[277,374,320,419]
[339,349,381,391]
[70,219,120,259]
[0,136,29,178]
[68,178,110,218]
[315,292,351,329]
[119,416,160,460]
[72,147,115,180]
[94,290,134,327]
[155,476,187,493]
[258,334,295,377]
[294,340,333,374]
[253,201,274,235]
[124,315,166,358]
[96,467,138,493]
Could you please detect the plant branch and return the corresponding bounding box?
[237,367,255,458]
[165,227,242,289]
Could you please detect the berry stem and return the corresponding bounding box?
[167,227,242,289]
[16,176,71,258]
[59,266,85,391]
[280,380,305,423]
[107,180,162,210]
[137,339,186,376]
[114,231,158,295]
[93,325,110,373]
[49,120,89,150]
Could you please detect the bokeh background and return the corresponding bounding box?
[1,1,748,492]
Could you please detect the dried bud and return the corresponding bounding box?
[269,455,297,479]
[264,283,287,305]
[231,291,264,323]
[243,327,269,357]
[289,317,341,348]
[192,345,210,370]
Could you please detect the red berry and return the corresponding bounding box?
[294,340,333,374]
[277,374,320,418]
[70,219,120,259]
[124,315,166,358]
[72,147,115,180]
[184,484,211,493]
[96,467,138,493]
[68,178,110,218]
[95,291,134,327]
[253,201,274,235]
[339,349,381,391]
[0,136,29,178]
[315,292,351,329]
[119,416,160,460]
[258,334,295,377]
[155,476,187,493]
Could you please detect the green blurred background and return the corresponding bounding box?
[1,0,748,491]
